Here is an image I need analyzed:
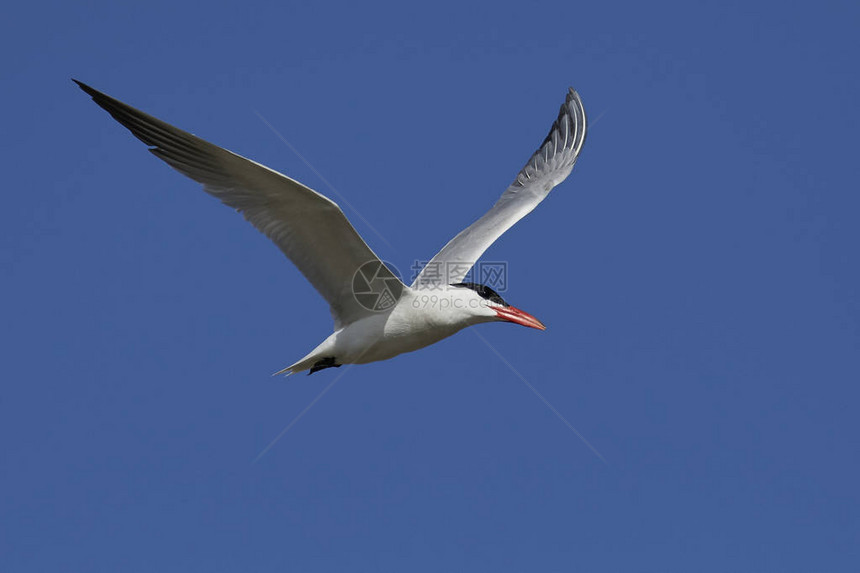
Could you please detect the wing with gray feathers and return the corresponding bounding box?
[75,80,399,328]
[413,88,587,289]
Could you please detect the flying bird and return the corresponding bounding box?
[75,80,587,375]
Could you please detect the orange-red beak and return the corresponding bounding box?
[493,305,546,330]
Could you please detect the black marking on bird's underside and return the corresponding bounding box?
[309,357,341,375]
[450,282,510,307]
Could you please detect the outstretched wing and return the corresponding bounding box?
[413,88,587,289]
[76,80,400,328]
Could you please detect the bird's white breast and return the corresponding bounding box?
[328,289,480,364]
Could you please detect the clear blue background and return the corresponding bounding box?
[3,1,859,571]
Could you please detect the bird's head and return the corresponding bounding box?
[448,282,546,330]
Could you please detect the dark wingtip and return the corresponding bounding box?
[72,78,105,99]
[72,78,100,98]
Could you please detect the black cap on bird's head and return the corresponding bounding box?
[450,282,509,306]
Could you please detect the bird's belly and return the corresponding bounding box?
[333,314,461,365]
[357,328,457,363]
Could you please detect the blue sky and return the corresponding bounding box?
[3,0,859,570]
